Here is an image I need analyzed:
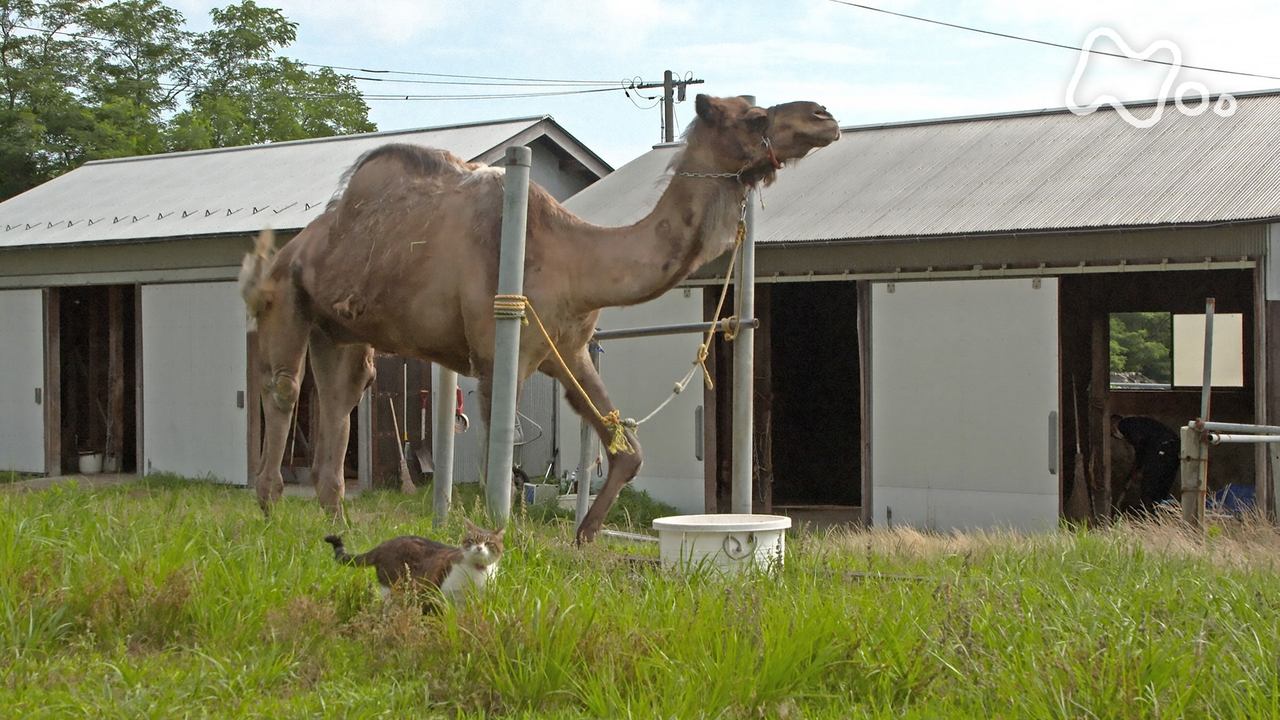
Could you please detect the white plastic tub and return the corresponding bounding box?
[77,451,103,475]
[651,514,791,574]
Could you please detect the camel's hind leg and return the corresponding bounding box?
[250,286,311,515]
[308,328,375,519]
[539,350,643,544]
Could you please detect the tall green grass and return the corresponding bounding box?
[3,477,1279,718]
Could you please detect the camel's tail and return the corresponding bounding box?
[323,535,364,566]
[238,228,277,329]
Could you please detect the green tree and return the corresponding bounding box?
[168,1,372,150]
[0,0,374,200]
[1110,312,1172,384]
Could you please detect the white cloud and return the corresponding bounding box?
[520,0,696,50]
[166,0,454,45]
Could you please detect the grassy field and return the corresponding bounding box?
[3,477,1280,719]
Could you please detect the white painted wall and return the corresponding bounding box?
[141,281,247,484]
[0,289,45,473]
[870,278,1060,532]
[557,288,706,513]
[446,372,559,485]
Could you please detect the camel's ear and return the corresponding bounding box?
[695,94,725,126]
[745,107,769,134]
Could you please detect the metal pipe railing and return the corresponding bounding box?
[592,318,758,342]
[1197,420,1280,434]
[1207,433,1280,445]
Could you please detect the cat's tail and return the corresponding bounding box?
[323,534,363,565]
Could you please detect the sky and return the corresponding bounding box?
[167,0,1280,169]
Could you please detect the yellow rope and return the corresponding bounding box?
[490,204,746,451]
[695,216,746,389]
[493,294,633,455]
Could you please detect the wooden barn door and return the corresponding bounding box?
[0,289,46,473]
[141,281,248,484]
[870,278,1060,532]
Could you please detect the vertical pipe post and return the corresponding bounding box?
[485,146,532,525]
[731,105,757,516]
[574,341,601,527]
[432,365,458,527]
[1201,298,1216,423]
[357,388,372,491]
[1180,424,1206,527]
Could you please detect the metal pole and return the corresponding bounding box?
[432,365,458,527]
[663,70,675,143]
[1200,298,1215,423]
[1207,433,1280,445]
[731,114,757,515]
[1179,425,1205,527]
[593,318,758,342]
[1197,420,1280,434]
[574,341,601,527]
[484,146,532,525]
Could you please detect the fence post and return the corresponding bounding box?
[485,146,532,525]
[1180,424,1206,527]
[432,366,458,527]
[574,341,601,527]
[731,102,757,515]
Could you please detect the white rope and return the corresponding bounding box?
[627,362,701,428]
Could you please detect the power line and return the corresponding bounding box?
[10,24,651,89]
[827,1,1280,82]
[345,74,623,88]
[300,62,625,86]
[293,87,625,101]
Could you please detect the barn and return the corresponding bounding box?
[559,90,1280,531]
[0,116,610,490]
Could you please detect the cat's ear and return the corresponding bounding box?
[494,526,505,539]
[463,517,480,533]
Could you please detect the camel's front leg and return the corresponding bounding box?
[308,329,375,521]
[250,288,311,515]
[540,349,643,544]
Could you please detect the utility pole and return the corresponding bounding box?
[630,70,704,142]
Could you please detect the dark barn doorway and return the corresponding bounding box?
[707,281,863,525]
[770,282,862,513]
[57,285,138,474]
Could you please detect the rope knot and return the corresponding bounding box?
[493,294,529,324]
[602,410,633,455]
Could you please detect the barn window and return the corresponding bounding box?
[1171,312,1244,387]
[1110,311,1244,389]
[1109,312,1172,389]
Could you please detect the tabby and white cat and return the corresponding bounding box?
[323,520,503,605]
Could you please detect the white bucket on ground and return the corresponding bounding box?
[652,514,791,574]
[77,452,103,475]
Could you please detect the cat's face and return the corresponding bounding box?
[460,520,504,568]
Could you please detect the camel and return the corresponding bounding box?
[239,94,839,543]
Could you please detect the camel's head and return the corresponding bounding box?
[765,100,841,163]
[687,94,839,187]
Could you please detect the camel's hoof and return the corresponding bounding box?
[575,524,599,546]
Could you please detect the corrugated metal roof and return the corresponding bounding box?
[0,116,602,248]
[565,91,1280,243]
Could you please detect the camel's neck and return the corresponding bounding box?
[566,157,747,312]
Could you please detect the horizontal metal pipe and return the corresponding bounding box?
[593,318,759,342]
[1197,421,1280,434]
[1207,433,1280,445]
[679,259,1255,287]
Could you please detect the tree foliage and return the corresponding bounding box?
[1110,312,1172,384]
[0,0,374,200]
